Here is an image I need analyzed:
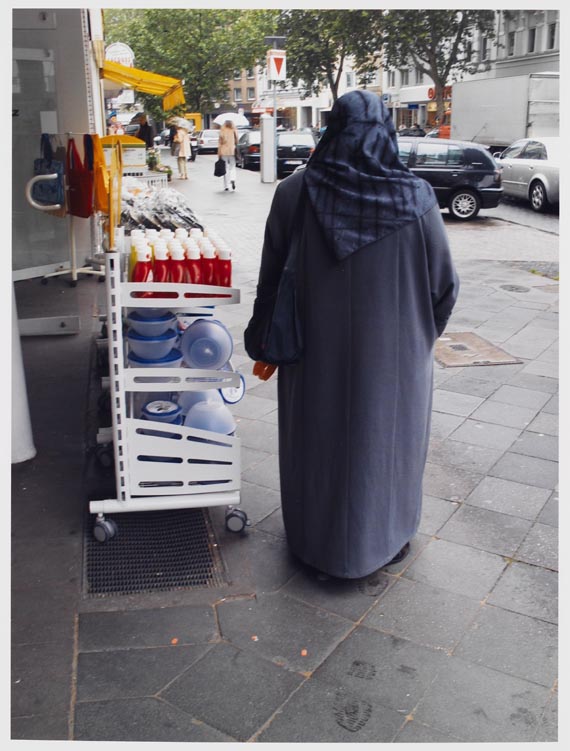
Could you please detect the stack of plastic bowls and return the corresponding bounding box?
[126,309,181,368]
[141,400,183,424]
[127,310,177,336]
[127,349,183,368]
[127,328,178,360]
[176,389,223,416]
[179,318,233,370]
[184,401,236,435]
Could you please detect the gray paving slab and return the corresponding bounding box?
[503,325,558,359]
[11,587,76,645]
[404,538,506,600]
[380,532,432,576]
[431,389,484,417]
[437,504,532,557]
[537,491,558,528]
[241,445,272,472]
[507,372,559,394]
[470,399,540,429]
[394,720,463,743]
[436,373,500,398]
[230,392,277,419]
[422,461,483,501]
[448,418,520,451]
[487,561,558,624]
[312,625,446,714]
[520,359,559,379]
[489,383,552,409]
[456,362,525,382]
[160,642,303,741]
[527,410,559,436]
[254,506,286,538]
[427,438,505,474]
[217,591,353,673]
[242,451,280,491]
[257,675,405,742]
[510,430,558,461]
[363,577,481,651]
[73,696,234,742]
[238,480,281,526]
[258,407,279,424]
[429,410,465,441]
[12,642,73,718]
[534,691,558,742]
[234,415,278,453]
[78,604,219,651]
[465,475,551,520]
[418,495,460,536]
[515,522,558,570]
[280,567,393,622]
[542,393,559,414]
[11,713,69,741]
[11,536,83,590]
[453,604,557,686]
[412,656,552,742]
[76,644,211,702]
[489,452,558,490]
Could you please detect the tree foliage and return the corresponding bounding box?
[377,10,496,120]
[277,10,383,102]
[103,9,277,118]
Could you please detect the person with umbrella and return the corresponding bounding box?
[217,119,239,191]
[173,125,191,179]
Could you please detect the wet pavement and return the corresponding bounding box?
[12,150,559,743]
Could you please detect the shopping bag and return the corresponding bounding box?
[31,133,65,207]
[214,158,226,177]
[91,134,110,213]
[244,179,306,366]
[66,136,94,218]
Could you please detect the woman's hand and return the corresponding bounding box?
[253,361,277,381]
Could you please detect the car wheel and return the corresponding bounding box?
[448,188,480,221]
[529,180,549,212]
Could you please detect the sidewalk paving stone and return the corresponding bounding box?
[418,495,460,536]
[429,411,465,441]
[11,712,69,741]
[431,389,484,417]
[254,506,286,538]
[422,461,483,501]
[542,393,559,414]
[487,561,558,624]
[453,604,557,686]
[510,430,558,461]
[436,373,500,398]
[427,438,505,474]
[527,411,558,436]
[537,491,558,528]
[216,591,354,673]
[465,475,551,520]
[534,692,558,742]
[242,452,280,492]
[75,644,212,702]
[520,359,559,379]
[363,577,481,651]
[160,641,303,742]
[257,675,405,742]
[11,587,77,645]
[394,720,464,743]
[234,415,278,453]
[238,480,281,526]
[437,504,532,557]
[312,625,447,714]
[412,657,552,742]
[12,642,73,718]
[488,383,552,410]
[404,538,506,600]
[78,605,219,651]
[73,696,234,742]
[489,452,558,490]
[515,522,558,570]
[470,399,539,429]
[507,371,559,394]
[448,418,520,451]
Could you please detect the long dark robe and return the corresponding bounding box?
[255,169,459,578]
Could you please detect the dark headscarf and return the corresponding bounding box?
[304,89,437,261]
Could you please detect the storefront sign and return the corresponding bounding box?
[428,85,452,100]
[105,42,135,68]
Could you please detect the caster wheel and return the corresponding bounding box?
[225,507,249,533]
[98,275,106,283]
[95,445,114,469]
[93,518,118,542]
[68,280,78,288]
[41,278,48,285]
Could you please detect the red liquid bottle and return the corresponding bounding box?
[201,244,216,286]
[169,242,190,284]
[184,243,202,284]
[216,248,232,287]
[131,245,153,297]
[151,239,176,298]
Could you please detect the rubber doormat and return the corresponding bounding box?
[435,332,522,368]
[83,508,228,597]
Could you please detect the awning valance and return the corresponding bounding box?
[100,60,185,111]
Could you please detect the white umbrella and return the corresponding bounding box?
[213,112,250,127]
[167,116,191,130]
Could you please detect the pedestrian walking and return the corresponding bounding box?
[173,126,190,179]
[217,120,239,191]
[245,90,460,579]
[136,114,155,149]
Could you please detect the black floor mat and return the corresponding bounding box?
[83,507,228,597]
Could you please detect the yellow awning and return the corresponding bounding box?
[100,60,185,111]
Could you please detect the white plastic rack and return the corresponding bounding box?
[89,250,247,541]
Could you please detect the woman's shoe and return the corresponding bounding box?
[386,542,410,566]
[231,180,236,190]
[224,187,229,191]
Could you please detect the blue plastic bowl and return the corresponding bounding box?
[127,349,183,368]
[141,400,183,423]
[127,328,178,360]
[184,401,236,435]
[176,389,223,415]
[127,310,176,337]
[179,318,233,370]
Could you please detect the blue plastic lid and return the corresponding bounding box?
[127,328,177,343]
[128,348,183,365]
[128,310,175,323]
[142,400,182,420]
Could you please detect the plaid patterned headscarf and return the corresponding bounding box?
[304,90,437,261]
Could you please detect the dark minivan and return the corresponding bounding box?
[277,130,316,178]
[397,137,503,220]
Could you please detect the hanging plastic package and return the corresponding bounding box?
[91,134,110,213]
[66,136,94,218]
[32,133,65,208]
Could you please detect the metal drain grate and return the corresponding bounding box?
[83,508,228,597]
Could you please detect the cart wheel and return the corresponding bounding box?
[225,507,249,533]
[68,280,78,288]
[95,444,114,470]
[93,517,118,542]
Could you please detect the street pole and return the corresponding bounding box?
[273,80,277,175]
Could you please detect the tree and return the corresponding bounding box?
[378,10,496,122]
[277,10,384,102]
[103,9,277,119]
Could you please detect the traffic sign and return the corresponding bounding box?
[267,48,287,82]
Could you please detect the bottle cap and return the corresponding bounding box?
[175,228,188,239]
[218,248,231,260]
[153,240,169,260]
[189,228,203,238]
[135,246,152,262]
[185,243,201,259]
[170,242,185,260]
[160,229,174,238]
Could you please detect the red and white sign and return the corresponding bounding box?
[267,48,287,82]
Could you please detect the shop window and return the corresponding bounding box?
[234,88,242,102]
[547,22,557,49]
[400,69,409,86]
[507,31,516,56]
[528,27,536,53]
[246,68,255,79]
[247,87,255,100]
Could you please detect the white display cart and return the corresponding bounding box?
[89,250,247,541]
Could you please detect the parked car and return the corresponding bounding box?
[189,131,198,161]
[159,127,171,146]
[397,137,503,220]
[276,130,316,178]
[236,129,261,169]
[196,129,220,153]
[493,137,559,212]
[398,126,426,137]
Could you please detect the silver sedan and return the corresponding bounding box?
[494,137,559,212]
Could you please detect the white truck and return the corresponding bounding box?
[450,71,559,151]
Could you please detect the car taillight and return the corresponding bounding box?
[494,168,502,185]
[248,145,260,153]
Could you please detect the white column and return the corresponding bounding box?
[12,285,36,463]
[260,113,276,183]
